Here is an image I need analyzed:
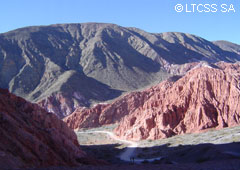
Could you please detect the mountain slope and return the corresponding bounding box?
[64,90,154,129]
[114,62,240,140]
[213,40,240,55]
[0,89,102,169]
[65,62,240,141]
[1,23,240,118]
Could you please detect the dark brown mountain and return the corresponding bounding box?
[0,23,239,118]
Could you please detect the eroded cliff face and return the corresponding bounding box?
[0,89,102,169]
[63,62,207,129]
[64,90,156,129]
[114,63,240,141]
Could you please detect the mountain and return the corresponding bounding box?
[0,89,106,169]
[64,62,240,140]
[213,40,240,55]
[114,62,240,140]
[1,23,240,118]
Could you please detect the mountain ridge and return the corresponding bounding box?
[1,23,240,118]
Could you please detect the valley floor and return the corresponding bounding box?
[74,124,240,169]
[22,125,240,170]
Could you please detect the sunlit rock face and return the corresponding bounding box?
[114,62,240,141]
[64,62,240,141]
[63,91,152,129]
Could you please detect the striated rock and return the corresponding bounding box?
[64,77,175,129]
[0,89,103,169]
[114,62,240,141]
[64,90,155,129]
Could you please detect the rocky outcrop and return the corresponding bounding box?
[0,89,103,169]
[64,90,156,129]
[1,23,240,118]
[114,62,240,141]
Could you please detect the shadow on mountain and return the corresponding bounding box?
[59,71,124,104]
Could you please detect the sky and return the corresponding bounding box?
[0,0,239,44]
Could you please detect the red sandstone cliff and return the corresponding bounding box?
[64,62,240,141]
[63,90,156,129]
[114,62,240,140]
[0,89,101,169]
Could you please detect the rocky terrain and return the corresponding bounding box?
[1,23,240,118]
[114,62,240,140]
[0,89,104,169]
[64,90,155,129]
[65,62,240,141]
[64,62,240,138]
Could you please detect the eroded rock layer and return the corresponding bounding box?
[114,62,240,140]
[64,91,153,129]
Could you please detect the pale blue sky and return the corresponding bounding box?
[0,0,239,44]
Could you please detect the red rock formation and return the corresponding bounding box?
[0,89,102,169]
[114,63,240,140]
[63,62,215,130]
[63,88,160,129]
